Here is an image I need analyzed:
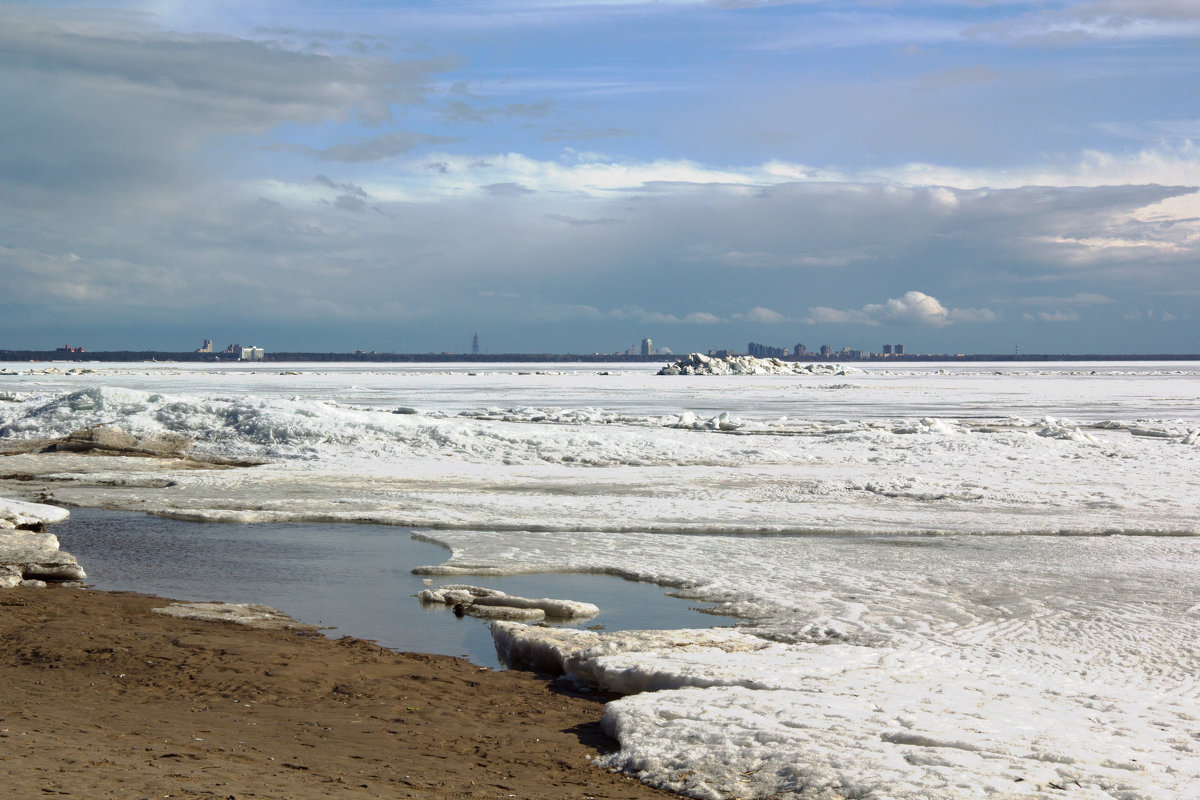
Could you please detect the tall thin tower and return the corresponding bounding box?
[472,332,480,355]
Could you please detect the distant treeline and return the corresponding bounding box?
[1,350,1199,364]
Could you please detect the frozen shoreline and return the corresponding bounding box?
[1,363,1198,798]
[0,497,86,587]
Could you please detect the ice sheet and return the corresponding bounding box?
[1,361,1198,798]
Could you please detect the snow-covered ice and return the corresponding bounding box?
[0,497,71,530]
[1,360,1198,798]
[658,352,861,376]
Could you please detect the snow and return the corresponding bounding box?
[494,620,1199,799]
[0,497,71,530]
[658,352,861,376]
[2,360,1199,798]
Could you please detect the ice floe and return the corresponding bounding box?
[418,583,599,622]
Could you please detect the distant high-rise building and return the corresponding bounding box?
[894,344,905,355]
[196,338,213,353]
[641,338,653,356]
[819,344,833,357]
[472,332,480,355]
[793,343,806,358]
[882,344,893,355]
[748,342,786,358]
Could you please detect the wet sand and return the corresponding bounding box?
[0,587,675,799]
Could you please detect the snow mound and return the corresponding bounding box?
[659,353,861,376]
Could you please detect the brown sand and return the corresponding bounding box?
[0,588,676,799]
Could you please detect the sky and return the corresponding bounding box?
[1,1,1198,355]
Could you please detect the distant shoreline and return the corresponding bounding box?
[3,350,1200,364]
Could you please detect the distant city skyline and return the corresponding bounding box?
[8,334,1199,359]
[1,2,1198,354]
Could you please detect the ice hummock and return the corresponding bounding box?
[658,352,861,376]
[0,497,85,586]
[492,621,1198,799]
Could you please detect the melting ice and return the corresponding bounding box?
[1,360,1199,798]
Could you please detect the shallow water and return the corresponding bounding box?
[55,507,735,669]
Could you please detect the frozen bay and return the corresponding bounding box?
[1,360,1198,798]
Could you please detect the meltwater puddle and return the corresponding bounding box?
[54,507,734,670]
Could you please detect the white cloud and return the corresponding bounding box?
[734,307,793,324]
[1023,310,1082,323]
[608,307,725,324]
[805,291,995,328]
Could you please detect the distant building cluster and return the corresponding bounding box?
[746,341,788,358]
[231,345,265,359]
[196,339,264,361]
[55,344,85,353]
[624,338,661,356]
[712,342,909,360]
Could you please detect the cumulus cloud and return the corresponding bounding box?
[806,292,996,328]
[734,307,793,323]
[1,4,1197,353]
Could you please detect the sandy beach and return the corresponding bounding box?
[0,587,676,800]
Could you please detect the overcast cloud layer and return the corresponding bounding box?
[1,1,1198,355]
